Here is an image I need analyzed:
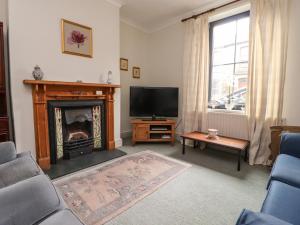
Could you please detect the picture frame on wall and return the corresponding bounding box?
[132,67,140,79]
[120,58,128,71]
[61,19,93,58]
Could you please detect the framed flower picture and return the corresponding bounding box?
[61,19,93,58]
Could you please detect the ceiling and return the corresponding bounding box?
[120,0,231,33]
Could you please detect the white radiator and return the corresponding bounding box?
[207,111,249,140]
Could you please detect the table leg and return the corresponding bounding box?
[182,138,186,155]
[237,150,241,171]
[193,140,197,149]
[244,147,248,162]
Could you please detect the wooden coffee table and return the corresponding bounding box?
[181,131,249,171]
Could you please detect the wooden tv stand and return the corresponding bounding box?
[131,119,176,145]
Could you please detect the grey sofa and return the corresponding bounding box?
[0,142,84,225]
[0,141,42,188]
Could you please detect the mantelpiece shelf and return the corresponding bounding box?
[23,80,121,88]
[47,94,106,99]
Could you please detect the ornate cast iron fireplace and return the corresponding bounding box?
[48,100,106,164]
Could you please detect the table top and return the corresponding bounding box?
[181,131,249,151]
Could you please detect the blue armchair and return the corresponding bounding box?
[267,133,300,189]
[236,132,300,225]
[280,133,300,158]
[236,209,292,225]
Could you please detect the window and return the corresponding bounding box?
[208,11,250,112]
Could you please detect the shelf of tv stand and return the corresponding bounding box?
[148,138,172,142]
[131,119,176,145]
[149,130,172,134]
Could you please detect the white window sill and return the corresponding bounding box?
[208,109,247,116]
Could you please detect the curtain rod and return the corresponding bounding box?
[181,0,242,22]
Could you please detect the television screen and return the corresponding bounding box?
[130,86,179,117]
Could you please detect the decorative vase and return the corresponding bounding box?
[107,70,112,84]
[32,65,44,80]
[208,129,218,139]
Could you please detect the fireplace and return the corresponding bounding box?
[48,100,106,164]
[23,80,120,169]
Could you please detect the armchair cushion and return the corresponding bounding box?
[0,175,65,225]
[261,180,300,225]
[0,152,41,188]
[236,209,292,225]
[267,154,300,189]
[280,133,300,158]
[0,142,16,164]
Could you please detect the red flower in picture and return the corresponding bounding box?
[67,30,87,48]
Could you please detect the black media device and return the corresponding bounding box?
[130,86,179,120]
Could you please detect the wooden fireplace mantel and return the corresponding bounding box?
[24,79,120,170]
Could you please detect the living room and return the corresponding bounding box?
[0,0,300,224]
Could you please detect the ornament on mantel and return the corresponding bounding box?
[107,70,112,84]
[32,65,44,80]
[99,73,105,83]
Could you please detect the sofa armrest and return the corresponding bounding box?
[16,151,31,158]
[236,209,292,225]
[0,141,17,164]
[17,151,44,175]
[0,175,65,225]
[280,133,300,158]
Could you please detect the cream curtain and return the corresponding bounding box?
[247,0,290,165]
[182,14,210,134]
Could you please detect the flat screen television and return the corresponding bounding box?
[130,86,179,118]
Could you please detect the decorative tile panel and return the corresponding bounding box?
[55,108,64,159]
[93,106,102,149]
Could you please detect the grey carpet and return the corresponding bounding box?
[105,139,270,225]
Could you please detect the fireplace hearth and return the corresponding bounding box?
[48,100,106,164]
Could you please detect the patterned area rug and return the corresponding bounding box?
[54,151,191,225]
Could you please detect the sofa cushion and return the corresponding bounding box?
[280,133,300,158]
[261,180,300,225]
[0,153,41,188]
[39,210,84,225]
[0,142,16,164]
[0,175,65,225]
[236,209,292,225]
[267,154,300,189]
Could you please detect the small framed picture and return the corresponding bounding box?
[120,58,128,71]
[132,67,140,78]
[61,19,93,58]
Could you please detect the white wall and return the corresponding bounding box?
[120,22,184,136]
[282,0,300,125]
[8,0,122,157]
[147,22,184,131]
[120,21,149,136]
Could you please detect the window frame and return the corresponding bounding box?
[208,11,250,113]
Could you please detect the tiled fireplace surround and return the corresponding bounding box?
[47,100,106,164]
[24,80,120,170]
